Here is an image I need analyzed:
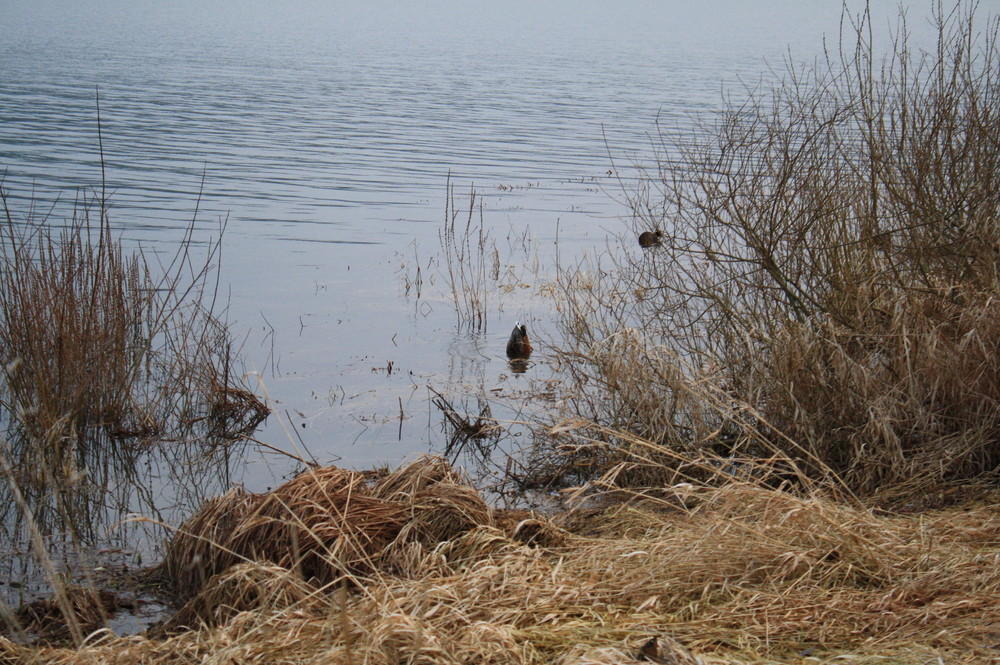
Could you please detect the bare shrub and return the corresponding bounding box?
[540,2,1000,500]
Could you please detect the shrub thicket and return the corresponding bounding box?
[541,2,1000,500]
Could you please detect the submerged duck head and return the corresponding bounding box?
[506,322,532,359]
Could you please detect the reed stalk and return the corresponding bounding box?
[439,177,498,333]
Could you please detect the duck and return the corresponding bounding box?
[638,229,663,248]
[506,322,532,359]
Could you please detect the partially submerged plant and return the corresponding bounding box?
[440,177,499,333]
[0,184,268,542]
[429,387,504,461]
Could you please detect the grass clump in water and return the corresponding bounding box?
[0,185,268,542]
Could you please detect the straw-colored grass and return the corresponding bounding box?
[0,185,268,542]
[152,456,493,599]
[8,465,1000,664]
[152,561,319,635]
[8,3,1000,662]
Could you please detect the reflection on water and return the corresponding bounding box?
[508,359,531,375]
[0,420,262,609]
[0,435,273,636]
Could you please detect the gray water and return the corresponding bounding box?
[0,1,932,503]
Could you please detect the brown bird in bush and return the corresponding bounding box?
[506,322,532,359]
[638,229,663,247]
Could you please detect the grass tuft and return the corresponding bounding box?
[152,456,492,598]
[0,186,268,541]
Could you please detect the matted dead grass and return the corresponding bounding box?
[152,456,493,598]
[8,457,1000,664]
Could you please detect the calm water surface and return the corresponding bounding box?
[0,1,928,508]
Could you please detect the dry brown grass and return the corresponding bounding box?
[0,186,268,541]
[152,561,320,635]
[0,178,271,654]
[152,456,493,599]
[7,466,1000,664]
[760,284,1000,494]
[12,587,121,646]
[9,4,1000,663]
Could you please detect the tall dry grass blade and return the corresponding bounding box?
[439,176,496,333]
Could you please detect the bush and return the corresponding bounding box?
[539,2,1000,500]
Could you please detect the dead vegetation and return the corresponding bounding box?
[11,586,122,646]
[0,175,270,656]
[151,456,492,600]
[6,2,1000,663]
[529,1,1000,505]
[440,177,499,333]
[0,184,269,541]
[429,387,504,462]
[2,456,999,663]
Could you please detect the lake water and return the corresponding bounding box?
[0,1,934,506]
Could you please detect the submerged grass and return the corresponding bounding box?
[0,185,269,541]
[440,177,499,333]
[0,173,270,650]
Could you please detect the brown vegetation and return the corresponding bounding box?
[532,1,1000,504]
[4,458,1000,663]
[152,456,492,600]
[440,177,499,332]
[0,186,269,539]
[5,3,1000,664]
[12,586,121,645]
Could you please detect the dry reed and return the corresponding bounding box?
[152,561,319,635]
[0,175,270,653]
[10,475,1000,664]
[0,185,268,541]
[9,3,1000,663]
[152,456,493,599]
[440,177,499,332]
